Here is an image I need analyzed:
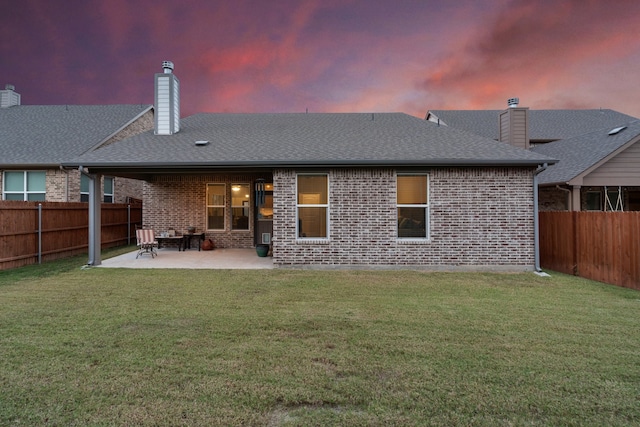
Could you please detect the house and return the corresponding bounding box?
[0,84,152,203]
[531,120,640,211]
[426,101,640,211]
[63,62,555,270]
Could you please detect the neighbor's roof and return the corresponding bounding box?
[426,109,638,141]
[64,113,555,173]
[531,120,640,185]
[0,104,152,167]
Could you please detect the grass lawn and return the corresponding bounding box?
[1,251,639,426]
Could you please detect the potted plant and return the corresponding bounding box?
[256,244,269,257]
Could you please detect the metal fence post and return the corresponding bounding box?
[127,204,131,245]
[38,203,42,264]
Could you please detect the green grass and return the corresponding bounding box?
[1,257,639,426]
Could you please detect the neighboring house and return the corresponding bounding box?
[63,63,555,270]
[0,84,152,203]
[531,121,640,211]
[426,101,640,211]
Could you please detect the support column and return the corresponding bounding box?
[87,173,102,266]
[571,186,581,212]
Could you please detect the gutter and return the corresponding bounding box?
[61,158,557,170]
[533,163,549,272]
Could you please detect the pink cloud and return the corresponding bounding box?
[417,0,640,115]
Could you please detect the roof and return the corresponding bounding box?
[531,120,640,185]
[0,104,152,167]
[64,113,555,174]
[427,109,638,141]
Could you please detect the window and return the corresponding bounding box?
[397,174,429,239]
[231,183,250,230]
[103,177,114,203]
[297,174,328,238]
[80,175,114,203]
[3,171,45,201]
[206,183,225,230]
[585,191,602,211]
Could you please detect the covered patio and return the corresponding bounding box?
[99,248,274,269]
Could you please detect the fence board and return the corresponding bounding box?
[540,211,640,291]
[0,201,142,270]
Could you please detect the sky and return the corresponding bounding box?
[2,0,640,119]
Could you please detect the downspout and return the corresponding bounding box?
[533,163,549,272]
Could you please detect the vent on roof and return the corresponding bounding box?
[608,126,627,135]
[195,140,209,146]
[507,97,519,108]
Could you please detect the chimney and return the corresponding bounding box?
[154,61,180,135]
[499,97,529,150]
[0,84,21,108]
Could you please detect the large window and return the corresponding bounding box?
[206,183,226,230]
[297,174,328,238]
[397,174,429,239]
[3,171,45,201]
[80,175,114,203]
[231,183,250,230]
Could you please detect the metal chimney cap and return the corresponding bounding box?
[507,97,519,108]
[5,84,15,90]
[162,61,174,73]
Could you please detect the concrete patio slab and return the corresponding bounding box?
[99,248,274,269]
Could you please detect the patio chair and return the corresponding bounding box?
[136,228,158,258]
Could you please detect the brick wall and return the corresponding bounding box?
[539,186,569,211]
[114,177,143,203]
[41,169,143,203]
[143,173,271,249]
[273,167,536,270]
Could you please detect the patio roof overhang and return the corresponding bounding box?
[63,158,555,180]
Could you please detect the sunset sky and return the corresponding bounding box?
[2,0,639,118]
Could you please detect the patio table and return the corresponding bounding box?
[183,233,205,251]
[156,236,184,251]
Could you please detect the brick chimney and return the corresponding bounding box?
[499,97,529,150]
[0,84,21,108]
[154,61,180,135]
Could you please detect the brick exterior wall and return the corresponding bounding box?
[539,186,569,211]
[142,173,271,249]
[140,167,535,269]
[273,167,536,270]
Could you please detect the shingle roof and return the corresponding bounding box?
[0,104,151,167]
[531,120,640,185]
[427,109,638,141]
[65,113,554,170]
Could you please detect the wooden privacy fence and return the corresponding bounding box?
[539,211,640,290]
[0,201,142,270]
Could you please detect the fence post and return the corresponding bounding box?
[38,203,42,264]
[127,204,131,245]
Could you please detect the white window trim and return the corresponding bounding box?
[296,173,330,241]
[3,170,46,201]
[206,183,226,231]
[396,173,430,241]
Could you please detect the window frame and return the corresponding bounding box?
[396,173,430,240]
[206,183,226,231]
[3,170,46,201]
[296,173,330,240]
